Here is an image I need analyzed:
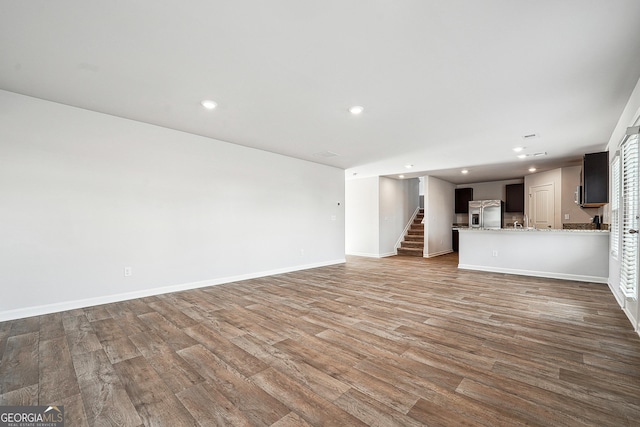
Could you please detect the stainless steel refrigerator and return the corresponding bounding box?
[468,200,504,229]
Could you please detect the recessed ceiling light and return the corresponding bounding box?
[349,106,364,115]
[529,167,537,172]
[513,147,525,152]
[461,169,469,174]
[201,100,217,110]
[405,164,413,169]
[399,175,405,179]
[517,154,527,159]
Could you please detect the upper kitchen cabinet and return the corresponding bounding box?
[455,188,473,213]
[581,152,608,207]
[505,183,524,212]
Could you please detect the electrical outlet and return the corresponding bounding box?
[564,214,570,220]
[492,250,498,257]
[124,266,132,277]
[300,249,304,256]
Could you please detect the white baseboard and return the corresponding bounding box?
[346,251,398,258]
[346,251,383,258]
[457,264,608,284]
[607,281,640,336]
[621,305,639,336]
[379,251,397,258]
[424,249,453,258]
[348,252,398,258]
[0,258,346,322]
[607,280,625,306]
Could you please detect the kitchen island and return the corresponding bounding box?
[458,228,609,283]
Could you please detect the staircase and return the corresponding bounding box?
[397,209,424,257]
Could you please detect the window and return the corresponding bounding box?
[611,154,620,259]
[620,129,639,300]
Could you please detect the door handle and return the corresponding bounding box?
[630,229,638,234]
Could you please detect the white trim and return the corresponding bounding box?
[379,251,398,258]
[609,281,640,338]
[0,259,346,322]
[457,264,608,284]
[608,280,625,306]
[424,249,453,258]
[346,251,398,258]
[606,104,640,151]
[395,206,421,251]
[345,251,383,258]
[621,305,639,336]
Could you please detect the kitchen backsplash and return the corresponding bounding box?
[562,223,609,230]
[456,213,526,225]
[453,221,608,230]
[505,213,525,224]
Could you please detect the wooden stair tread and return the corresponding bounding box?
[397,247,424,257]
[398,210,425,256]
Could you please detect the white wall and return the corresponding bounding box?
[606,76,640,332]
[560,165,602,224]
[0,90,345,321]
[346,176,419,258]
[424,176,455,257]
[379,177,419,256]
[345,177,380,257]
[459,230,609,283]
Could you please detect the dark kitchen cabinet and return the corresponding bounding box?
[452,229,459,252]
[455,188,473,213]
[505,183,524,212]
[581,152,608,207]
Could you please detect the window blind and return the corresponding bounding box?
[620,132,638,299]
[611,154,620,259]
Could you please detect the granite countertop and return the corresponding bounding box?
[458,227,609,233]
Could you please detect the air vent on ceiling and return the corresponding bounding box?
[522,133,538,139]
[519,151,547,158]
[313,150,339,158]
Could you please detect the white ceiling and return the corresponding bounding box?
[2,1,640,184]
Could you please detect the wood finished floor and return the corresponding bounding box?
[1,253,640,426]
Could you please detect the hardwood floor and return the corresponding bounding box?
[1,253,639,426]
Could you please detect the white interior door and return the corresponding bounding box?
[529,183,555,229]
